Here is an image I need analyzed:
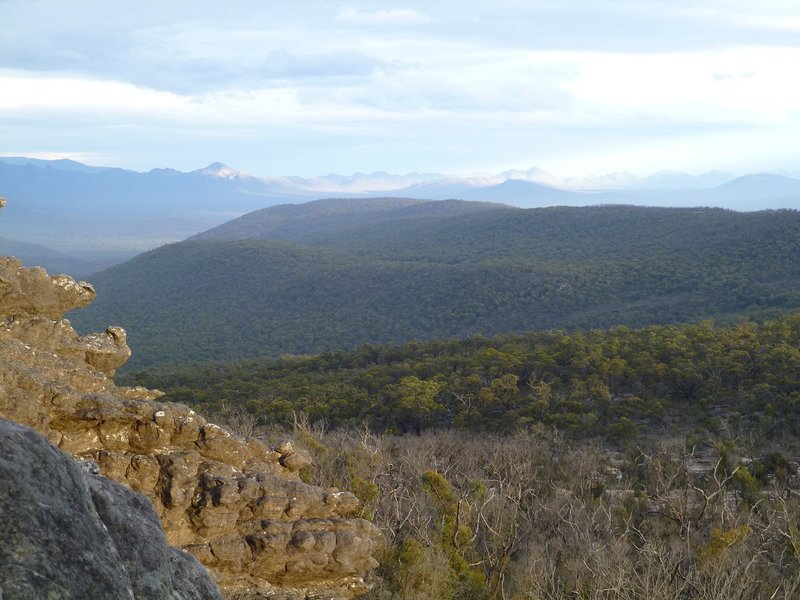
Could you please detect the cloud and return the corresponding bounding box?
[254,50,381,80]
[0,73,188,117]
[2,1,800,176]
[3,41,798,132]
[335,7,431,26]
[742,16,800,33]
[564,47,800,127]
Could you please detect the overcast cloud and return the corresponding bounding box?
[1,0,799,176]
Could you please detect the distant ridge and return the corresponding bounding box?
[71,203,800,370]
[456,179,618,206]
[1,157,798,264]
[192,197,508,242]
[712,173,800,198]
[0,156,121,173]
[0,237,102,276]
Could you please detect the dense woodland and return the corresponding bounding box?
[73,203,800,370]
[128,312,800,441]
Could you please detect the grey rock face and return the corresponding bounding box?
[0,418,223,599]
[168,548,229,600]
[0,419,134,599]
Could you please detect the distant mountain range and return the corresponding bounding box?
[70,200,800,370]
[1,156,799,275]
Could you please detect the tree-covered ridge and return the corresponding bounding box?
[196,202,800,265]
[191,197,509,243]
[71,204,800,370]
[127,311,800,440]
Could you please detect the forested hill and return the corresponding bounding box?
[193,199,798,266]
[69,201,800,370]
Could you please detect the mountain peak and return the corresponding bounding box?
[197,162,245,179]
[499,166,563,187]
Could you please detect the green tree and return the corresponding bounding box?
[388,376,442,433]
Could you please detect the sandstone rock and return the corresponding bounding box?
[0,418,222,599]
[0,256,96,319]
[0,250,382,598]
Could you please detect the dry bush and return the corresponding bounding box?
[224,412,800,599]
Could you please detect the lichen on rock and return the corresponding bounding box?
[0,249,382,598]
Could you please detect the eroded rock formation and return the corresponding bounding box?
[0,252,382,598]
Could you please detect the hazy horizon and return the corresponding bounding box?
[2,154,797,186]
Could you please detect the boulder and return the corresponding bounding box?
[0,418,222,599]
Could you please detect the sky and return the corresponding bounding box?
[1,0,800,178]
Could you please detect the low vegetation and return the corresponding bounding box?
[213,416,800,599]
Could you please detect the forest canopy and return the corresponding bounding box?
[73,204,800,370]
[126,311,800,441]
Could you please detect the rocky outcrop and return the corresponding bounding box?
[0,251,382,598]
[0,418,223,599]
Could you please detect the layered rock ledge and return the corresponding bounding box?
[0,254,382,598]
